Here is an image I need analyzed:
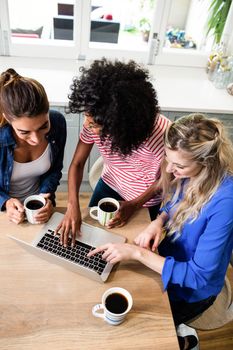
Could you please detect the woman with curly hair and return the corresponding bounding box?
[57,58,170,246]
[0,68,66,224]
[88,113,233,349]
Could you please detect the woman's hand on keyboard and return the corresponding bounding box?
[87,242,139,264]
[55,203,82,247]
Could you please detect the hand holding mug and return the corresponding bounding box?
[90,197,120,227]
[5,198,25,224]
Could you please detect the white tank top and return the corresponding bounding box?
[9,144,51,203]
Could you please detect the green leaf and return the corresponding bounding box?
[206,0,232,44]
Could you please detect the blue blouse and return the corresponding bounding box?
[158,176,233,302]
[0,110,67,209]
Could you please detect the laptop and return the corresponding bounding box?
[8,212,126,283]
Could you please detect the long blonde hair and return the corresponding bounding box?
[160,113,233,236]
[0,68,49,127]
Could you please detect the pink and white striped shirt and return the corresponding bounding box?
[80,114,170,207]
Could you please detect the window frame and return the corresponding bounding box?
[0,0,232,67]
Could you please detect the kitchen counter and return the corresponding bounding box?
[149,65,233,114]
[0,56,232,114]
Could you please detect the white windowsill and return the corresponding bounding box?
[0,56,232,115]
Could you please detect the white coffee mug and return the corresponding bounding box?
[92,287,133,326]
[24,195,46,224]
[89,197,120,226]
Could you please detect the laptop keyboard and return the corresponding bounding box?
[36,229,107,275]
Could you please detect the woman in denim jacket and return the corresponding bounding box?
[0,68,66,224]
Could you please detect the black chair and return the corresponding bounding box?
[53,16,120,43]
[58,3,74,16]
[53,16,73,40]
[90,19,120,43]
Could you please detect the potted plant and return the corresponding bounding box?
[139,17,151,42]
[205,0,232,78]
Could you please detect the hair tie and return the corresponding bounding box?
[1,68,20,86]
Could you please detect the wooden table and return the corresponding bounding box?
[0,208,179,350]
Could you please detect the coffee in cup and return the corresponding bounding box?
[92,287,133,325]
[26,199,44,210]
[24,195,46,224]
[89,197,120,226]
[99,201,118,212]
[105,292,129,314]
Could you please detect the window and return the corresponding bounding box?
[0,0,232,67]
[1,0,81,58]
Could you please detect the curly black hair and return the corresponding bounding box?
[68,58,160,156]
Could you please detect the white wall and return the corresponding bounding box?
[185,0,213,50]
[8,0,57,31]
[167,0,190,28]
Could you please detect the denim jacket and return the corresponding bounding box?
[0,110,67,210]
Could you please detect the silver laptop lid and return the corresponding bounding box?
[8,212,126,283]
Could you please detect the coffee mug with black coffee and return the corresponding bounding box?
[92,287,133,325]
[24,195,46,224]
[89,197,120,226]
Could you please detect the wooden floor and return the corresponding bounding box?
[56,192,233,350]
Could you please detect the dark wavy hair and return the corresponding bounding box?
[68,58,160,155]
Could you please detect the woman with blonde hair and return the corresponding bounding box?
[0,68,66,224]
[88,113,233,350]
